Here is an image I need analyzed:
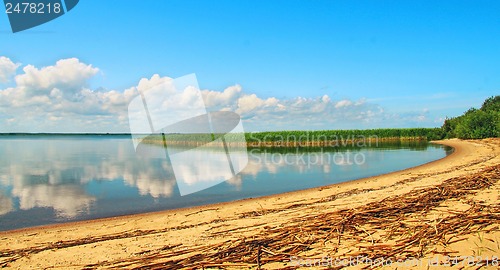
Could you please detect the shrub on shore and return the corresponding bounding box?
[442,96,500,139]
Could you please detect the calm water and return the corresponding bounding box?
[0,135,452,231]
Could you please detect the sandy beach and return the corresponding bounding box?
[1,138,499,269]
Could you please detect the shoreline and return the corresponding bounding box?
[0,140,452,235]
[1,138,499,269]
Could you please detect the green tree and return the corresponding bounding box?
[441,95,500,139]
[481,95,500,112]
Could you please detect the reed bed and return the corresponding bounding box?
[141,128,445,148]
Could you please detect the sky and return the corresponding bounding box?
[0,0,499,133]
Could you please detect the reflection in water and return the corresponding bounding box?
[12,184,95,218]
[0,193,12,215]
[0,136,181,218]
[120,159,177,198]
[0,136,451,231]
[169,140,248,196]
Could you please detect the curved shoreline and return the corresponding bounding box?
[0,140,453,234]
[1,139,498,269]
[0,139,475,235]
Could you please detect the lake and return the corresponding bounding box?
[0,135,453,231]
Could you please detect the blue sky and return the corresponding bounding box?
[0,0,499,132]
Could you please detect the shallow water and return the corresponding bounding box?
[0,135,452,231]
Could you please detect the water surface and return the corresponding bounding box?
[0,135,452,231]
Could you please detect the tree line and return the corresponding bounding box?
[442,95,499,139]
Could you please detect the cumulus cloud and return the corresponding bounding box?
[335,100,353,109]
[0,57,139,132]
[0,56,20,83]
[199,87,387,130]
[0,56,433,132]
[15,58,98,97]
[202,84,242,108]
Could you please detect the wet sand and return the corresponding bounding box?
[1,138,499,269]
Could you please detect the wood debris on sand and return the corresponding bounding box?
[2,165,498,269]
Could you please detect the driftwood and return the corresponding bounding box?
[1,165,499,269]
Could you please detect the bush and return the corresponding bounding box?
[442,95,500,139]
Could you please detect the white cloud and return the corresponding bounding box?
[16,58,98,98]
[199,84,390,130]
[321,95,331,103]
[0,56,20,83]
[202,84,242,108]
[335,99,353,109]
[0,56,438,132]
[136,74,173,93]
[0,57,140,132]
[236,94,276,115]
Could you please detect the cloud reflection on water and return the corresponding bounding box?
[0,193,12,216]
[0,139,176,217]
[0,138,246,218]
